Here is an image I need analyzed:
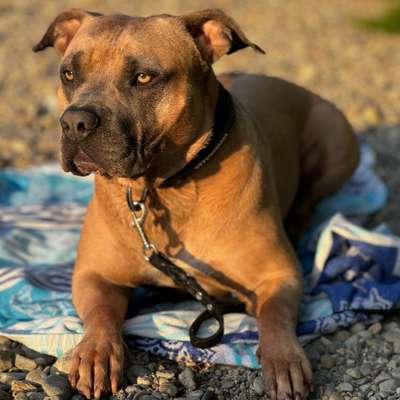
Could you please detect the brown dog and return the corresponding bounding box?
[34,8,359,400]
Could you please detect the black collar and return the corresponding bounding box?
[160,84,235,188]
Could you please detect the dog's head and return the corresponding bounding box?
[34,9,264,178]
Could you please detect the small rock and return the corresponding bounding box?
[345,368,361,379]
[0,390,11,400]
[379,379,399,393]
[375,371,392,384]
[11,381,38,394]
[0,338,11,350]
[357,330,372,340]
[52,353,71,375]
[320,354,336,369]
[328,391,344,400]
[127,365,151,384]
[42,375,70,400]
[14,393,28,400]
[187,390,204,400]
[133,395,158,400]
[350,323,365,334]
[344,335,359,348]
[360,364,373,377]
[0,352,13,372]
[26,370,47,387]
[221,379,235,390]
[252,376,264,395]
[334,331,352,342]
[202,391,216,400]
[158,381,178,397]
[70,396,84,400]
[26,392,45,400]
[178,367,196,390]
[337,382,354,392]
[137,377,151,386]
[391,368,400,378]
[34,357,55,368]
[0,372,27,384]
[155,370,175,380]
[384,322,400,331]
[359,384,370,393]
[368,322,382,335]
[394,342,400,354]
[15,355,37,371]
[384,331,400,343]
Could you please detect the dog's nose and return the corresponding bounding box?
[60,108,99,141]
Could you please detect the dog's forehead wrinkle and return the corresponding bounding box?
[62,50,83,68]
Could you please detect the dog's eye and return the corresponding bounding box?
[63,70,74,82]
[135,73,153,86]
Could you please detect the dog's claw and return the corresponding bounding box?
[259,337,312,400]
[68,332,124,399]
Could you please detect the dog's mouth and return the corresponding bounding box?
[64,149,107,177]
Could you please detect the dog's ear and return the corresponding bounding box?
[33,9,101,55]
[181,9,265,63]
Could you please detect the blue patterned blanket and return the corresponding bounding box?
[0,143,399,368]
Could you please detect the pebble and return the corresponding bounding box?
[15,355,37,371]
[0,338,11,350]
[137,377,152,386]
[11,381,38,394]
[178,367,196,390]
[26,392,45,400]
[52,353,71,375]
[155,370,175,380]
[345,368,361,379]
[321,354,336,369]
[328,392,344,400]
[379,379,398,393]
[34,357,54,368]
[350,323,365,334]
[158,381,178,397]
[14,393,28,400]
[221,379,235,390]
[374,371,391,384]
[132,394,158,400]
[334,331,352,342]
[383,322,399,331]
[187,390,204,400]
[252,376,265,395]
[0,352,13,372]
[0,372,27,385]
[0,390,11,400]
[337,383,354,392]
[128,365,151,384]
[368,322,382,335]
[42,375,70,400]
[391,368,400,378]
[383,331,400,343]
[26,370,47,386]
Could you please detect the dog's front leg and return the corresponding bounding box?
[254,252,313,400]
[70,271,131,399]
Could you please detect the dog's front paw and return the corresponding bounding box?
[258,336,313,400]
[68,331,124,399]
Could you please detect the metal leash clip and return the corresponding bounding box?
[126,186,244,349]
[126,186,157,261]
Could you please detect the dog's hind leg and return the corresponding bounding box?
[285,98,360,239]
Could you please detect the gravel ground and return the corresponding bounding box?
[0,0,399,399]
